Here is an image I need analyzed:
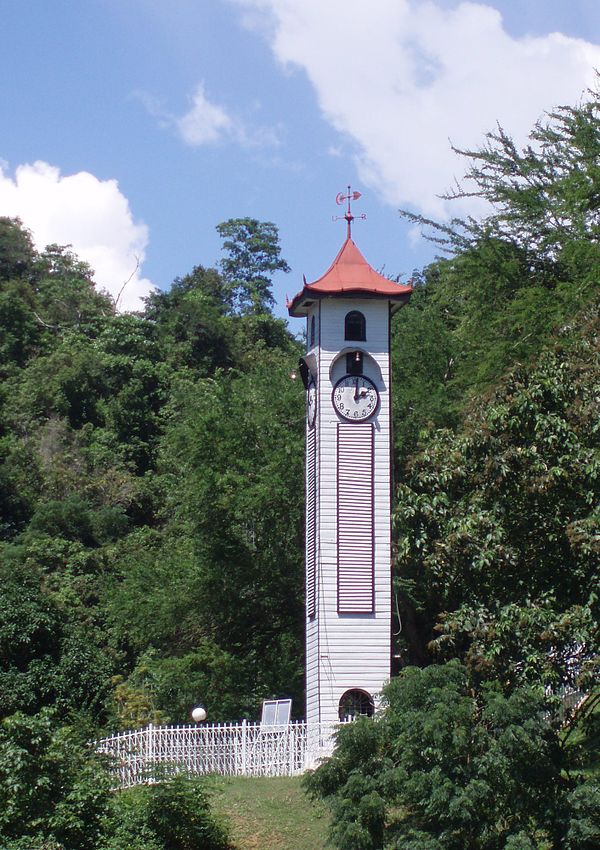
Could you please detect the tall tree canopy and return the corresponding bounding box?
[392,90,600,459]
[0,215,303,730]
[216,217,290,315]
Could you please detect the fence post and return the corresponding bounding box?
[288,723,295,775]
[241,719,247,776]
[147,722,154,783]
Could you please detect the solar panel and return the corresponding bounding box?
[260,699,292,726]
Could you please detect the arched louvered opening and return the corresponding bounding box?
[338,689,374,721]
[344,310,366,341]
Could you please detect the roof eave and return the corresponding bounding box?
[287,286,412,317]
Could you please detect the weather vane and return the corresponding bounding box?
[333,185,366,239]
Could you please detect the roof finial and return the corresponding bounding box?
[334,185,366,239]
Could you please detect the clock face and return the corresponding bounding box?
[332,375,379,421]
[307,378,317,428]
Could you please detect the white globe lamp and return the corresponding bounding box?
[191,705,207,723]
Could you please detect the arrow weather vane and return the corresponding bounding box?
[333,185,366,239]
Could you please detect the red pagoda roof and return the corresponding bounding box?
[287,237,412,317]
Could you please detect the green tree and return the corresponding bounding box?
[403,91,600,269]
[0,219,43,373]
[34,243,114,332]
[306,662,600,850]
[0,711,230,850]
[153,348,306,715]
[0,280,43,373]
[144,265,233,373]
[0,551,114,720]
[393,298,599,678]
[0,562,62,716]
[0,435,41,537]
[216,218,290,315]
[389,91,600,677]
[0,710,110,850]
[0,212,305,732]
[391,269,458,458]
[395,91,600,419]
[0,217,36,282]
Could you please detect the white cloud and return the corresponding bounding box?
[233,0,600,219]
[177,83,234,145]
[139,81,280,149]
[0,161,155,311]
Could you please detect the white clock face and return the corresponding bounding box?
[332,375,379,421]
[307,379,317,428]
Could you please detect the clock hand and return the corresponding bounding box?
[354,378,359,402]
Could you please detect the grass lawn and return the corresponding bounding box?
[209,775,331,850]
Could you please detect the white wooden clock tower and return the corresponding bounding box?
[288,191,412,725]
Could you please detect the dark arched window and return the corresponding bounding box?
[310,315,316,347]
[345,310,366,341]
[338,689,374,721]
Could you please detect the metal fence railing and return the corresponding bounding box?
[95,720,339,789]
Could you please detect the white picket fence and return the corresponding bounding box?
[96,720,339,788]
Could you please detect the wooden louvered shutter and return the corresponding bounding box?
[337,422,374,613]
[306,427,317,618]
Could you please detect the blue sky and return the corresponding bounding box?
[1,0,599,331]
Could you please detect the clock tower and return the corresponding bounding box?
[288,196,412,725]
